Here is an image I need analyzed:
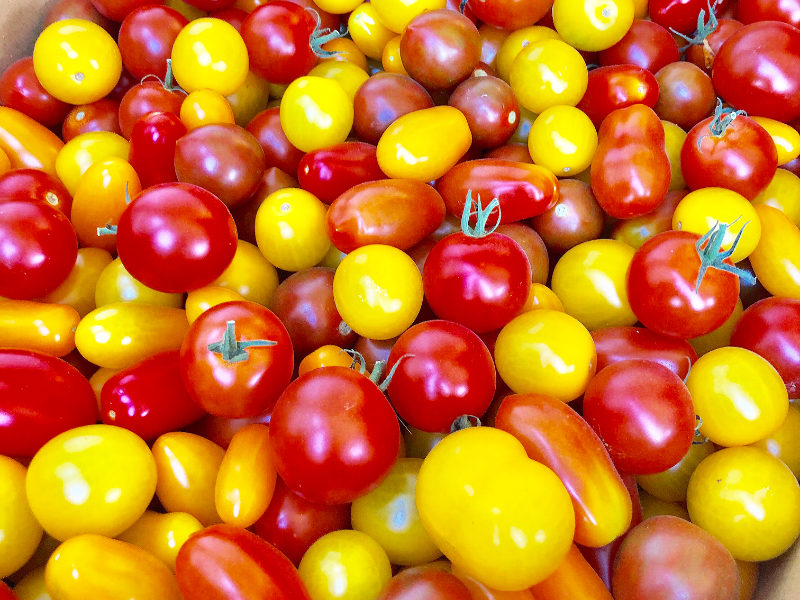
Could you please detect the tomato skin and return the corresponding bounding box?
[437,159,558,225]
[0,299,79,357]
[0,349,96,458]
[0,107,64,178]
[62,99,122,142]
[584,360,696,474]
[0,57,70,128]
[496,393,632,548]
[591,326,697,379]
[748,204,800,298]
[128,111,187,189]
[327,179,446,253]
[737,0,800,27]
[531,544,614,600]
[118,5,189,80]
[597,19,679,74]
[591,104,670,219]
[468,0,552,30]
[270,366,401,505]
[649,0,728,34]
[246,108,304,175]
[118,81,185,140]
[0,168,72,216]
[378,566,472,600]
[297,141,385,204]
[576,65,659,129]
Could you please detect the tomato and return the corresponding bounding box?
[308,60,370,100]
[245,108,303,175]
[637,436,714,503]
[597,19,679,73]
[610,189,686,250]
[347,3,397,60]
[118,79,185,140]
[171,18,250,95]
[186,287,246,323]
[298,344,352,374]
[280,76,353,153]
[0,107,64,177]
[55,130,130,197]
[687,447,800,561]
[180,89,236,130]
[612,516,739,600]
[118,511,203,572]
[253,477,352,565]
[33,19,122,104]
[528,106,597,176]
[531,543,614,600]
[378,566,472,600]
[753,117,800,166]
[576,65,659,129]
[26,424,156,540]
[494,25,560,83]
[0,168,71,217]
[0,300,79,357]
[178,524,311,599]
[591,104,671,218]
[209,239,279,306]
[467,0,551,30]
[654,62,715,132]
[0,457,43,578]
[43,247,113,317]
[297,141,384,204]
[417,426,574,590]
[531,179,604,254]
[0,57,70,128]
[95,258,184,308]
[448,76,519,149]
[748,204,800,298]
[46,535,181,600]
[649,0,728,35]
[553,0,634,51]
[128,111,186,189]
[118,5,189,80]
[592,326,697,379]
[495,223,549,284]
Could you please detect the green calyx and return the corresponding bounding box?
[696,98,746,150]
[343,349,414,392]
[670,0,719,52]
[307,8,349,58]
[460,190,501,238]
[208,320,277,363]
[450,414,482,432]
[141,58,186,94]
[694,219,757,292]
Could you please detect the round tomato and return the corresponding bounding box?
[280,76,353,153]
[552,0,634,51]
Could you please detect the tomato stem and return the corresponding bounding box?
[694,219,757,291]
[670,0,720,53]
[96,223,117,236]
[207,320,277,363]
[696,98,746,150]
[342,348,367,373]
[140,58,186,94]
[450,414,481,432]
[461,190,501,238]
[374,354,414,392]
[307,8,348,58]
[692,416,709,445]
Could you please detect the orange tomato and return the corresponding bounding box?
[0,300,79,356]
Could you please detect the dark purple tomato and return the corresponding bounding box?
[378,566,472,600]
[353,73,434,145]
[297,141,385,204]
[654,61,715,131]
[246,107,305,175]
[494,223,549,284]
[531,179,604,254]
[0,57,71,128]
[448,75,519,148]
[591,326,697,379]
[117,5,188,80]
[43,0,116,33]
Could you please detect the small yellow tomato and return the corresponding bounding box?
[152,432,225,526]
[117,511,203,572]
[180,89,236,130]
[0,299,79,357]
[75,303,189,369]
[752,168,800,227]
[495,26,562,83]
[639,491,690,521]
[371,0,446,33]
[280,76,353,153]
[495,309,596,401]
[351,458,441,566]
[689,298,743,357]
[687,346,789,447]
[254,188,331,272]
[333,244,423,340]
[520,282,565,313]
[348,3,397,60]
[211,240,279,306]
[663,120,687,191]
[322,37,369,71]
[672,187,761,262]
[171,18,249,95]
[26,424,157,541]
[298,530,392,600]
[752,116,800,165]
[298,344,353,375]
[43,247,113,317]
[551,239,636,331]
[510,39,588,114]
[0,457,42,578]
[315,0,363,14]
[215,424,277,528]
[553,0,634,51]
[637,438,715,502]
[55,131,130,195]
[89,367,119,409]
[750,403,800,478]
[226,70,271,127]
[377,106,472,181]
[687,447,800,561]
[95,258,184,309]
[11,566,48,600]
[528,106,597,176]
[381,35,408,75]
[33,19,122,105]
[185,286,246,324]
[308,61,370,100]
[46,534,182,600]
[749,204,800,298]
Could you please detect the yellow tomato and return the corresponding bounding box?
[298,344,354,375]
[315,0,363,14]
[351,458,442,566]
[322,37,369,71]
[280,76,353,153]
[528,106,597,176]
[46,534,181,600]
[348,3,397,60]
[551,239,636,331]
[254,188,331,271]
[750,403,800,478]
[495,309,596,401]
[663,120,687,191]
[117,511,203,571]
[180,89,236,130]
[152,432,225,526]
[0,299,79,357]
[333,244,423,340]
[553,0,634,51]
[495,26,561,83]
[510,39,588,114]
[519,282,565,313]
[749,204,800,298]
[226,70,271,127]
[43,247,113,317]
[371,0,446,33]
[298,530,392,600]
[215,424,277,528]
[11,566,48,600]
[26,424,156,541]
[33,19,122,104]
[672,187,761,262]
[637,438,715,502]
[95,258,184,309]
[377,106,472,181]
[639,491,690,521]
[381,35,408,75]
[0,457,42,578]
[55,131,130,195]
[75,303,189,369]
[308,60,370,100]
[185,286,246,324]
[0,107,63,178]
[211,240,279,305]
[417,427,574,590]
[687,447,800,561]
[752,116,800,165]
[686,346,789,447]
[689,298,743,357]
[752,168,800,227]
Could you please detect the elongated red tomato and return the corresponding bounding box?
[576,65,659,128]
[297,142,385,204]
[591,326,697,379]
[495,393,632,548]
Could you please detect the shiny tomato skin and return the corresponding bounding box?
[591,326,697,379]
[385,320,496,433]
[0,57,70,128]
[583,359,696,475]
[469,0,552,30]
[62,99,122,142]
[176,524,312,600]
[378,566,472,600]
[297,142,385,204]
[0,349,97,458]
[576,65,660,129]
[0,168,72,216]
[270,366,401,505]
[118,81,185,140]
[116,183,237,294]
[128,111,187,189]
[89,0,155,22]
[246,108,304,175]
[118,5,188,80]
[685,18,742,74]
[101,350,206,441]
[649,0,729,35]
[597,19,679,74]
[737,0,800,28]
[326,179,446,253]
[448,75,520,149]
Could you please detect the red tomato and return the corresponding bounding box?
[378,566,473,600]
[128,111,187,189]
[297,141,385,204]
[184,0,237,9]
[576,65,660,128]
[0,57,70,128]
[685,18,742,74]
[270,366,401,504]
[0,349,97,457]
[180,301,294,418]
[649,0,729,35]
[118,80,185,140]
[591,326,697,379]
[0,168,72,216]
[89,0,156,22]
[246,108,305,175]
[468,0,553,30]
[737,0,800,28]
[118,6,188,80]
[43,0,116,33]
[62,99,122,142]
[597,19,679,74]
[176,524,312,600]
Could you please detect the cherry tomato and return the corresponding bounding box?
[0,300,79,357]
[531,543,614,600]
[576,65,659,129]
[448,75,519,149]
[371,0,445,33]
[748,204,800,299]
[95,258,184,308]
[180,89,236,130]
[118,79,185,140]
[0,57,70,128]
[468,0,551,30]
[118,510,203,572]
[637,437,715,502]
[591,326,697,379]
[0,107,64,177]
[297,141,385,204]
[128,111,186,189]
[0,168,72,217]
[378,566,472,600]
[280,76,353,153]
[43,247,113,317]
[347,2,397,60]
[553,0,634,51]
[596,19,679,73]
[530,179,604,254]
[528,106,597,176]
[649,0,728,35]
[0,457,43,578]
[118,5,189,80]
[211,239,279,306]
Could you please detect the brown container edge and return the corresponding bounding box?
[1,0,799,597]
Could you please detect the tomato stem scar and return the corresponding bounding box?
[450,414,482,432]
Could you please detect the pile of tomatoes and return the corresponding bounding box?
[1,0,800,597]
